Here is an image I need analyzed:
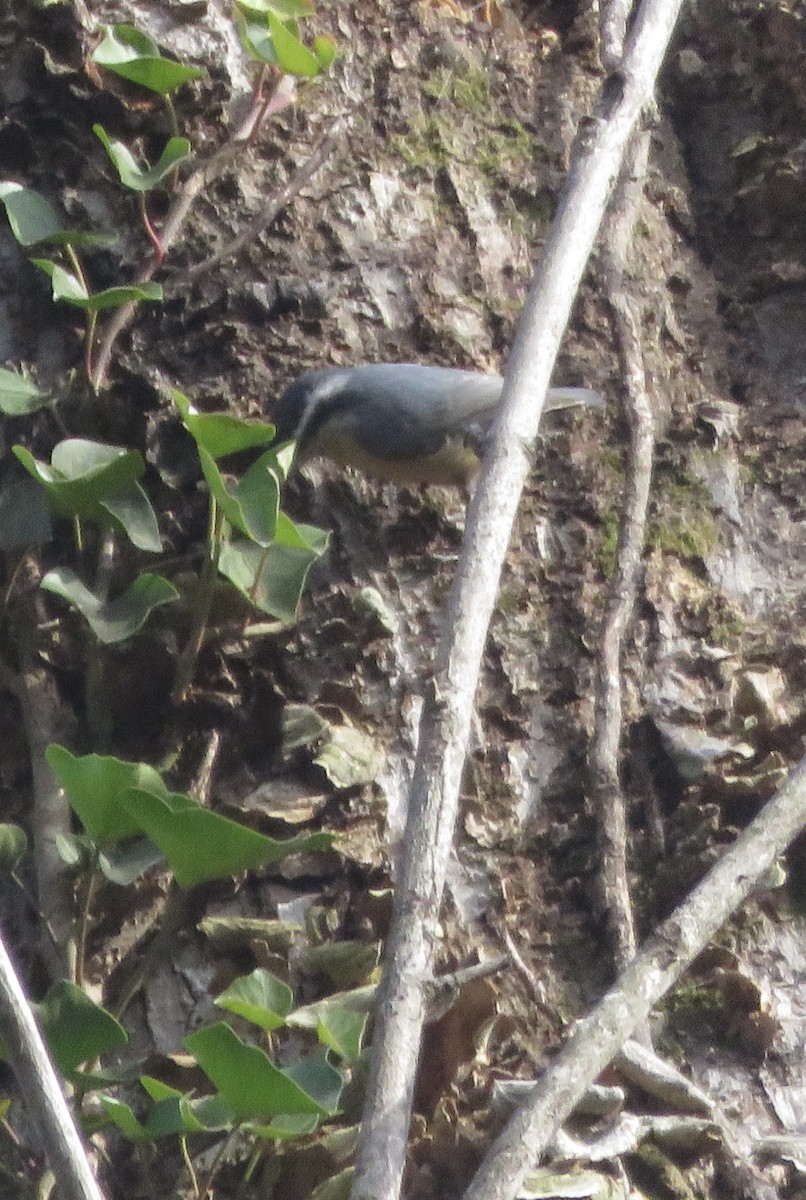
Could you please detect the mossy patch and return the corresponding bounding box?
[649,474,719,561]
[393,63,538,188]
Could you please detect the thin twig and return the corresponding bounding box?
[462,749,806,1200]
[350,3,686,1198]
[17,596,77,982]
[0,928,106,1200]
[501,928,549,1008]
[171,501,223,705]
[90,89,292,392]
[177,116,346,280]
[588,128,654,973]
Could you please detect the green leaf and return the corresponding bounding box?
[51,439,142,485]
[98,837,164,885]
[36,229,119,249]
[41,568,178,644]
[315,1006,367,1063]
[138,1080,232,1132]
[79,282,163,310]
[282,1052,343,1114]
[215,968,294,1033]
[267,11,321,76]
[55,832,96,870]
[0,477,52,548]
[249,1112,320,1139]
[92,24,205,96]
[99,482,162,552]
[119,786,333,888]
[0,184,115,247]
[32,259,88,302]
[101,1083,235,1141]
[185,1023,336,1119]
[288,985,377,1034]
[0,183,62,246]
[35,982,128,1075]
[93,125,192,192]
[310,1167,355,1200]
[218,514,328,622]
[234,10,278,65]
[0,367,52,415]
[0,824,27,871]
[199,447,280,546]
[99,1096,151,1141]
[46,744,168,845]
[173,390,277,459]
[13,439,159,547]
[313,36,337,71]
[32,260,163,310]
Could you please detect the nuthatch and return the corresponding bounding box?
[272,363,603,486]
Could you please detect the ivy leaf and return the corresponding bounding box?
[174,390,276,459]
[92,25,205,96]
[0,367,52,416]
[218,513,328,622]
[94,125,192,192]
[46,745,169,845]
[41,568,178,644]
[267,11,321,76]
[32,259,163,310]
[185,1023,340,1119]
[0,183,116,247]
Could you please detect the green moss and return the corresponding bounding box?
[698,595,745,645]
[630,1144,701,1200]
[649,475,719,561]
[496,584,523,615]
[597,507,621,578]
[477,120,534,179]
[664,980,722,1020]
[422,63,491,114]
[394,64,536,187]
[392,112,450,171]
[598,446,626,477]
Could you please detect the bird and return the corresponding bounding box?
[271,363,603,487]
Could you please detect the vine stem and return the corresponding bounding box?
[171,500,224,705]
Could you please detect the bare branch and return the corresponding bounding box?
[177,116,346,280]
[462,752,806,1200]
[0,931,106,1200]
[600,0,638,70]
[91,97,342,391]
[90,96,268,391]
[350,2,686,1198]
[17,607,77,982]
[588,128,654,972]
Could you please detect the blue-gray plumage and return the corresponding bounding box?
[272,363,603,486]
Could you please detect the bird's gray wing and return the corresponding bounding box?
[342,365,503,460]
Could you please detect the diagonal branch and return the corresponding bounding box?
[462,746,806,1200]
[0,930,105,1200]
[350,2,686,1199]
[90,92,344,391]
[176,116,346,280]
[90,95,267,392]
